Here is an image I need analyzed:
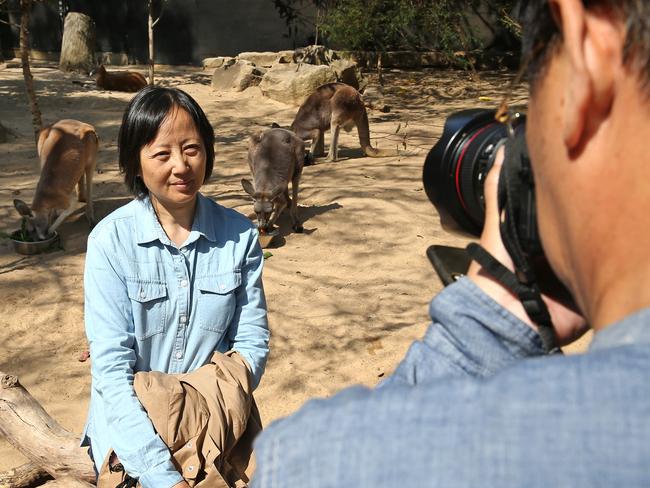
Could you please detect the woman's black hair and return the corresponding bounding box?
[118,86,215,198]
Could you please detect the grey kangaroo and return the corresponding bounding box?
[14,119,98,240]
[288,82,391,162]
[241,127,305,233]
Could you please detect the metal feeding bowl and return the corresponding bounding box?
[10,230,59,255]
[258,228,279,249]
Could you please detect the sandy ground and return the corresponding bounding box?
[0,63,590,471]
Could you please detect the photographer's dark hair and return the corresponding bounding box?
[118,86,215,198]
[521,1,650,90]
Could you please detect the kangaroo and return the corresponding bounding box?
[91,65,147,92]
[14,119,98,240]
[289,82,391,162]
[241,128,305,233]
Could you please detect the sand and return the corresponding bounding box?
[0,64,590,471]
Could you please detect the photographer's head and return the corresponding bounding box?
[521,0,650,329]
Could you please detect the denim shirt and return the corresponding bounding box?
[252,277,650,487]
[82,193,269,488]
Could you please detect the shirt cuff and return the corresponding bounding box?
[137,458,184,488]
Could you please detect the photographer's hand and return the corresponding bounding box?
[467,147,589,347]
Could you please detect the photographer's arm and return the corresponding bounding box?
[385,149,587,387]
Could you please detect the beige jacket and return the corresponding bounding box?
[97,352,262,488]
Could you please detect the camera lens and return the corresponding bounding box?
[423,109,510,236]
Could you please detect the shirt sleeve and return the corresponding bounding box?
[227,227,270,389]
[382,277,545,387]
[84,235,184,488]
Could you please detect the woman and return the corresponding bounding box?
[81,86,269,488]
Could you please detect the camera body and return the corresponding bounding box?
[423,108,542,259]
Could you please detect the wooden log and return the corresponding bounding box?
[0,462,52,488]
[41,477,95,487]
[0,372,95,483]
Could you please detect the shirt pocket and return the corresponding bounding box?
[195,271,241,334]
[126,280,168,340]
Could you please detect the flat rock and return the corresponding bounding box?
[330,59,366,91]
[203,56,235,70]
[259,64,337,105]
[238,51,293,67]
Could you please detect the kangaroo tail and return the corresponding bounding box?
[357,109,398,158]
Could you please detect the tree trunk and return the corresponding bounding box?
[19,0,42,144]
[148,0,154,85]
[59,12,96,74]
[0,462,52,488]
[0,372,96,484]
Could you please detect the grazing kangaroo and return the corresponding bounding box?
[14,119,98,240]
[91,65,147,92]
[241,128,305,233]
[289,82,391,162]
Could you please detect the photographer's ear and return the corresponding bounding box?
[551,0,623,154]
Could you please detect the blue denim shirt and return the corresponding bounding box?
[252,277,650,487]
[82,193,269,488]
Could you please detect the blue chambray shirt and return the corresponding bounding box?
[252,278,650,487]
[82,193,269,488]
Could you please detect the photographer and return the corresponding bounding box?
[250,0,650,486]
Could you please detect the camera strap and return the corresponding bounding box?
[466,243,559,354]
[466,129,560,354]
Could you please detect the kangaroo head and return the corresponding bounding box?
[90,64,106,79]
[13,199,53,241]
[241,179,284,232]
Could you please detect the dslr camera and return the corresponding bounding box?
[423,108,562,352]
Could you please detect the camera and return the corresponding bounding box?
[423,108,542,259]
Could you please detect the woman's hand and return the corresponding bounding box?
[467,146,589,347]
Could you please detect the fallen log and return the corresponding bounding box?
[41,477,95,487]
[0,372,95,484]
[0,462,52,488]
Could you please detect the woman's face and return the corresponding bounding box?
[139,106,207,210]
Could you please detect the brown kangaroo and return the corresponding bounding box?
[91,65,148,92]
[14,119,98,240]
[241,128,305,233]
[289,82,391,162]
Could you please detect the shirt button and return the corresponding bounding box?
[175,351,183,360]
[139,291,146,299]
[219,284,226,290]
[180,279,188,288]
[179,315,187,324]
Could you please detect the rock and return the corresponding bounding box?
[97,52,129,66]
[239,51,282,68]
[211,60,264,92]
[202,56,235,70]
[276,50,296,64]
[293,45,338,66]
[259,64,337,105]
[330,59,366,91]
[59,12,96,74]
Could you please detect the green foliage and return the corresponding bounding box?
[272,0,520,53]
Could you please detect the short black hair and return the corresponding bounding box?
[521,1,650,91]
[118,86,215,198]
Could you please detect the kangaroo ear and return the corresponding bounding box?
[271,122,281,129]
[241,178,256,197]
[249,130,264,146]
[13,199,33,217]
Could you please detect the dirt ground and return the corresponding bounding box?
[0,63,590,471]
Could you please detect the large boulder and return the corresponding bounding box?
[59,12,96,74]
[259,64,337,105]
[238,51,294,68]
[211,60,264,92]
[293,45,338,66]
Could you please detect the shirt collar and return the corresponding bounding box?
[134,193,219,246]
[589,307,650,352]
